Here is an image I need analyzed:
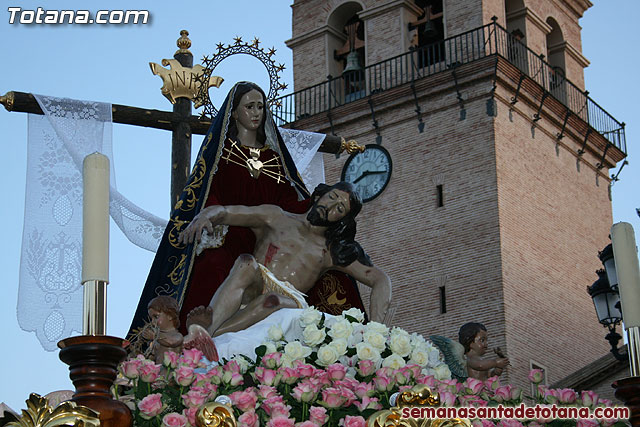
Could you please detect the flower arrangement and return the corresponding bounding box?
[114,308,627,427]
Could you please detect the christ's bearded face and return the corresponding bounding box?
[307,189,351,226]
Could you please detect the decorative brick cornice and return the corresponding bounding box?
[357,0,422,21]
[506,7,552,35]
[285,24,345,49]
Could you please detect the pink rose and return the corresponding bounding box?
[576,420,600,427]
[459,395,488,407]
[255,367,280,386]
[497,420,524,427]
[238,410,259,427]
[138,393,165,419]
[140,362,162,383]
[373,374,393,392]
[120,359,142,379]
[181,348,204,367]
[417,375,437,387]
[557,388,577,404]
[320,387,346,409]
[225,360,242,374]
[580,390,599,408]
[528,368,545,384]
[296,422,317,427]
[182,389,207,408]
[258,385,278,400]
[309,406,328,425]
[439,391,456,406]
[268,403,292,419]
[472,420,495,427]
[222,370,244,386]
[183,407,198,426]
[174,365,195,386]
[342,415,366,427]
[230,390,258,412]
[353,381,375,399]
[291,382,317,403]
[464,377,484,395]
[492,385,511,403]
[340,388,357,407]
[357,360,376,377]
[162,412,187,427]
[163,351,179,369]
[484,376,501,390]
[294,361,315,378]
[326,364,347,381]
[263,352,282,369]
[267,416,296,427]
[262,395,286,415]
[279,367,300,385]
[354,396,382,412]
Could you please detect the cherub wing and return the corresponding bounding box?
[184,324,219,362]
[429,335,468,381]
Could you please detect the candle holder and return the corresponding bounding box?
[58,335,132,427]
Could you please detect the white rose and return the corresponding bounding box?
[433,363,451,380]
[267,324,284,341]
[232,356,250,373]
[409,348,430,366]
[261,341,278,354]
[365,321,389,336]
[329,338,348,356]
[302,324,326,347]
[363,331,386,351]
[328,318,353,340]
[280,354,295,368]
[284,340,312,361]
[389,332,412,357]
[382,354,406,370]
[356,342,382,364]
[316,344,340,367]
[347,324,365,347]
[410,333,427,349]
[342,308,365,323]
[299,307,322,328]
[428,346,442,365]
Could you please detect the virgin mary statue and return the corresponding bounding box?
[128,82,366,338]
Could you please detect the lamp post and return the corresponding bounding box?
[587,244,626,361]
[591,223,640,426]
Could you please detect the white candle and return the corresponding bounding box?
[611,222,640,329]
[82,153,110,283]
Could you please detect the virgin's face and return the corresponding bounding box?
[232,89,264,132]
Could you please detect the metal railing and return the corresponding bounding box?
[272,21,626,154]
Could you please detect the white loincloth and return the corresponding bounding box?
[258,263,309,309]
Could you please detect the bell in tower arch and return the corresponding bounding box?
[342,50,363,75]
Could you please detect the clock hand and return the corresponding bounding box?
[353,170,386,184]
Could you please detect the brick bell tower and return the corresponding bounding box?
[278,0,627,390]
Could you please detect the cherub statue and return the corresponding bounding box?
[430,322,509,381]
[142,296,184,364]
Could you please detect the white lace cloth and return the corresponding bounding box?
[19,96,325,350]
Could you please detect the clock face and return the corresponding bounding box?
[341,144,392,202]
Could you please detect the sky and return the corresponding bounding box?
[0,0,638,412]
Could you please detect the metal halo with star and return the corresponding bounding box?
[195,36,287,119]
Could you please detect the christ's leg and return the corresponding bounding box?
[213,292,298,337]
[202,254,263,336]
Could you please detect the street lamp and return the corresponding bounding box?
[587,245,626,361]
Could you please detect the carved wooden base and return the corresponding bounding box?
[613,376,640,426]
[58,335,133,427]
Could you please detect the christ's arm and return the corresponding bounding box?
[335,260,391,323]
[178,204,282,245]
